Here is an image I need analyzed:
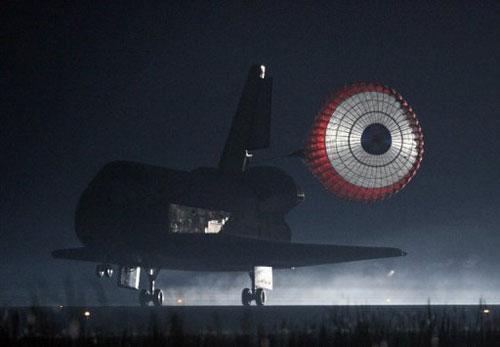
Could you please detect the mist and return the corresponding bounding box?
[154,225,499,306]
[156,263,499,306]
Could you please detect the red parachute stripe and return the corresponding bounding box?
[305,82,424,202]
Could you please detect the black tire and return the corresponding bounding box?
[105,267,114,278]
[255,288,266,306]
[139,289,149,307]
[95,265,105,278]
[241,288,252,306]
[153,289,163,306]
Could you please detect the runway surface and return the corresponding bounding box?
[1,305,498,334]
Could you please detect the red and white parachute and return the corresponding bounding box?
[306,83,424,202]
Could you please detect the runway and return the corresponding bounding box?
[1,305,498,335]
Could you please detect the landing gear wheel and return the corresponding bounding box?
[255,288,266,306]
[96,264,113,279]
[139,289,149,307]
[105,267,114,278]
[95,265,105,278]
[241,288,252,306]
[153,289,164,306]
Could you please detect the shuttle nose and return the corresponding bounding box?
[400,250,407,256]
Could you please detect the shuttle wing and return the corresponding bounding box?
[52,247,97,262]
[184,236,406,270]
[256,241,406,269]
[52,235,405,271]
[52,246,138,266]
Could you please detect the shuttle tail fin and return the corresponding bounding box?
[218,64,272,174]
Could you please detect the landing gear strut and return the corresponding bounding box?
[241,270,266,306]
[139,268,163,307]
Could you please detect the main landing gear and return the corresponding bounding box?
[241,270,266,306]
[95,264,114,278]
[139,269,164,307]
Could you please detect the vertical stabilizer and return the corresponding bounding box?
[218,64,272,173]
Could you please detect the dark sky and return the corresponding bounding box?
[1,1,499,305]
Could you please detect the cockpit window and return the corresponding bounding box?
[169,203,229,234]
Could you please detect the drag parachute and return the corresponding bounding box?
[306,83,424,202]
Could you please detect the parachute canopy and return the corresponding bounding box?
[306,83,424,202]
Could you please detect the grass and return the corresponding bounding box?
[1,303,499,346]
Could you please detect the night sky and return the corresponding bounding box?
[2,2,499,305]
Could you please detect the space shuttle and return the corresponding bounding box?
[53,65,407,306]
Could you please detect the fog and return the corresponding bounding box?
[3,224,497,307]
[157,262,499,306]
[152,223,499,306]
